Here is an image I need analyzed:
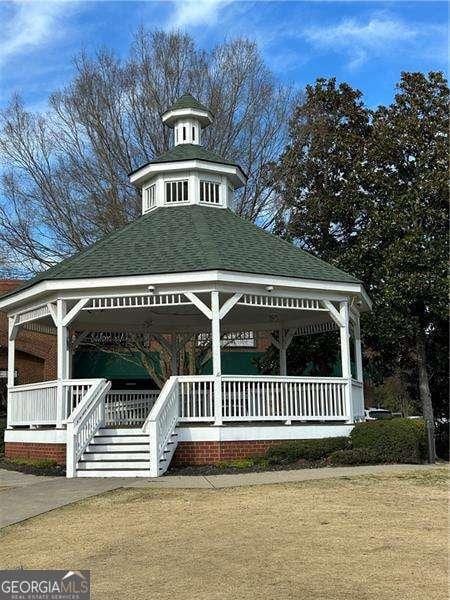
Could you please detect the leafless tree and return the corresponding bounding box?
[78,328,251,388]
[0,29,294,274]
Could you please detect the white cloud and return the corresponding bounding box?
[170,0,233,28]
[302,15,440,69]
[0,0,70,66]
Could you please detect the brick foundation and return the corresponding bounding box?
[172,440,283,466]
[4,440,284,467]
[5,442,66,465]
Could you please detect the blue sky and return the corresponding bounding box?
[0,0,448,112]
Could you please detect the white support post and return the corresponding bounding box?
[56,299,68,428]
[353,314,363,383]
[279,328,287,377]
[6,316,18,428]
[339,300,352,422]
[211,291,222,426]
[7,316,18,387]
[66,345,73,379]
[171,334,178,376]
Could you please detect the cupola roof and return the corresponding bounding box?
[161,93,213,128]
[165,93,211,114]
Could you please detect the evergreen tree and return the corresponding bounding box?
[272,72,449,457]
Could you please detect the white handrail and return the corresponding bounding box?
[66,378,111,477]
[143,377,179,477]
[105,389,159,426]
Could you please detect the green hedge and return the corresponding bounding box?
[9,457,57,469]
[266,437,349,465]
[349,418,427,464]
[328,448,381,466]
[264,418,427,467]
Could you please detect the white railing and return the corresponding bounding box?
[221,376,348,422]
[7,379,106,427]
[351,379,365,422]
[66,378,111,477]
[105,389,160,426]
[174,376,349,424]
[7,380,59,426]
[143,377,180,477]
[178,376,215,421]
[64,380,104,416]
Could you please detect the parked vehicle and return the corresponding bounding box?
[364,407,393,421]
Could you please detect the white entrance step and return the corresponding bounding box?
[75,427,176,478]
[75,470,153,478]
[83,452,149,460]
[89,443,149,452]
[97,428,144,436]
[91,435,147,444]
[78,460,150,470]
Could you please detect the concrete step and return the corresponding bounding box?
[91,435,147,444]
[76,469,152,478]
[84,452,150,461]
[78,460,150,470]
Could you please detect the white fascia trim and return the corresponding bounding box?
[130,159,246,188]
[0,270,371,314]
[4,425,354,444]
[177,425,354,442]
[162,107,213,127]
[5,429,67,443]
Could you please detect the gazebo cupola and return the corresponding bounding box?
[162,93,213,146]
[129,93,247,214]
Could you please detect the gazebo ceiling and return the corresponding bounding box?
[23,292,336,336]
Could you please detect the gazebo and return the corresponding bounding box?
[1,94,371,477]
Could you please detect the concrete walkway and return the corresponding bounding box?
[0,464,444,529]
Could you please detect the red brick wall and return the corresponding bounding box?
[5,442,66,464]
[5,440,284,467]
[172,440,282,466]
[0,280,57,384]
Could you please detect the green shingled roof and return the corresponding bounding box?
[147,144,240,168]
[129,144,246,179]
[165,93,211,114]
[4,206,360,298]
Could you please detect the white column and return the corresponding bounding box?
[353,315,363,382]
[6,317,18,429]
[56,299,68,428]
[339,301,352,422]
[279,328,287,376]
[211,291,222,426]
[7,317,17,388]
[171,334,178,376]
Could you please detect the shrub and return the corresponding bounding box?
[215,458,270,470]
[328,448,380,466]
[350,418,427,464]
[266,437,349,465]
[217,458,256,470]
[10,457,57,469]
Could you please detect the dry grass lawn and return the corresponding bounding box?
[0,468,448,600]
